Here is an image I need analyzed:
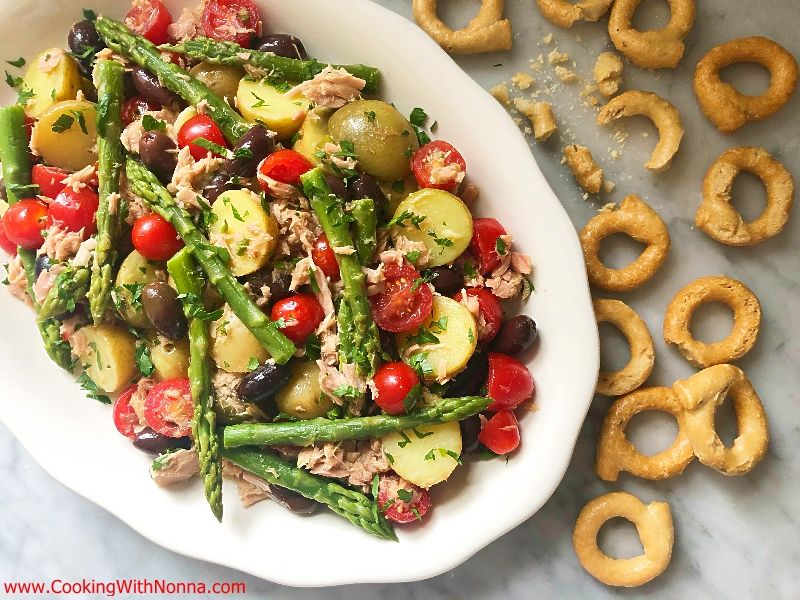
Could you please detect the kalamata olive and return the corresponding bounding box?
[245,268,293,304]
[68,20,104,75]
[225,125,274,177]
[267,483,317,514]
[256,34,308,59]
[459,414,482,454]
[427,265,463,297]
[132,66,177,106]
[34,254,54,279]
[325,173,349,201]
[139,131,178,184]
[348,173,388,219]
[238,362,292,403]
[203,173,236,204]
[142,281,188,340]
[133,427,192,455]
[445,353,489,398]
[492,316,538,356]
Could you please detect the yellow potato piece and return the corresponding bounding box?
[275,360,334,419]
[173,105,197,135]
[22,48,83,118]
[76,324,138,394]
[293,107,333,165]
[382,421,462,488]
[150,335,190,381]
[31,100,97,171]
[237,78,310,140]
[210,306,269,373]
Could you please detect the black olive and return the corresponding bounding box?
[446,353,489,398]
[133,428,192,455]
[348,173,388,219]
[256,34,308,59]
[238,362,292,403]
[34,255,54,280]
[325,173,349,201]
[68,20,104,75]
[427,266,464,297]
[225,125,274,177]
[459,414,482,454]
[132,66,177,106]
[202,173,237,204]
[492,316,538,356]
[245,268,293,304]
[139,131,178,184]
[142,281,188,340]
[267,484,318,514]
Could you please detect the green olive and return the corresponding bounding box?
[328,100,418,181]
[189,62,245,101]
[115,250,161,328]
[213,392,270,425]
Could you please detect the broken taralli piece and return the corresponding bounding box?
[564,144,603,194]
[412,0,512,54]
[594,52,624,97]
[594,299,654,396]
[514,98,558,141]
[536,0,614,29]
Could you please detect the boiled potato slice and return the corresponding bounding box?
[274,360,334,419]
[293,107,333,165]
[390,188,473,267]
[115,250,162,328]
[396,295,477,383]
[22,48,83,118]
[189,62,245,102]
[173,105,197,134]
[76,324,138,394]
[382,421,462,488]
[237,78,310,140]
[150,335,190,381]
[209,189,279,276]
[31,100,97,171]
[210,306,269,372]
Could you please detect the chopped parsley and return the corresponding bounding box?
[462,261,478,281]
[247,357,260,371]
[235,238,250,256]
[232,146,254,159]
[402,383,423,414]
[411,428,434,439]
[408,352,434,380]
[6,57,25,68]
[495,237,507,255]
[387,210,425,229]
[521,277,534,300]
[142,114,166,132]
[83,8,97,20]
[396,431,413,448]
[76,371,111,404]
[405,250,421,264]
[175,292,224,321]
[250,91,268,108]
[409,107,428,128]
[51,113,74,133]
[17,86,34,106]
[151,449,180,471]
[305,333,322,361]
[4,71,22,88]
[120,283,145,311]
[428,230,454,248]
[364,110,377,122]
[424,448,462,463]
[384,450,395,465]
[333,384,361,400]
[194,137,228,157]
[135,342,155,377]
[396,489,413,502]
[70,110,88,135]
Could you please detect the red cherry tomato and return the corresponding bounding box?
[121,95,161,126]
[453,288,503,343]
[469,217,508,275]
[47,186,99,238]
[125,0,173,45]
[257,149,313,188]
[270,294,324,344]
[202,0,262,47]
[378,475,431,524]
[372,361,420,415]
[2,199,48,249]
[478,410,520,454]
[369,261,433,333]
[486,352,535,411]
[410,140,467,193]
[131,213,184,261]
[112,385,140,439]
[0,219,18,255]
[144,378,193,438]
[32,165,69,199]
[311,234,340,281]
[177,114,228,161]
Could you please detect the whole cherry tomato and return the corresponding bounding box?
[32,165,70,199]
[411,140,467,193]
[372,361,420,415]
[453,287,503,343]
[378,475,431,524]
[177,114,229,161]
[311,233,340,281]
[121,95,161,126]
[0,219,18,255]
[131,213,184,261]
[478,410,520,455]
[257,149,313,188]
[369,261,433,333]
[486,352,535,411]
[113,385,140,439]
[47,186,99,238]
[144,378,193,438]
[2,199,48,249]
[125,0,173,45]
[270,293,325,344]
[469,217,508,275]
[202,0,262,47]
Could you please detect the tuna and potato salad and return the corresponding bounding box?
[0,0,538,538]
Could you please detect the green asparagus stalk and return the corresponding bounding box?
[161,37,380,95]
[301,168,381,376]
[125,158,295,364]
[168,248,223,522]
[222,446,396,540]
[88,60,126,323]
[350,198,377,265]
[38,266,90,320]
[337,298,354,366]
[94,17,250,144]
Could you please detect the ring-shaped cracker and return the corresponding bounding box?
[597,91,684,172]
[573,492,674,587]
[580,195,671,292]
[696,146,795,246]
[412,0,512,54]
[536,0,613,29]
[673,364,768,475]
[595,299,655,396]
[694,36,798,133]
[609,0,696,69]
[596,387,694,481]
[663,276,760,368]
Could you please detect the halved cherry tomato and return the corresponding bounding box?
[144,378,193,438]
[125,0,173,45]
[32,165,70,199]
[47,186,99,238]
[372,361,420,415]
[177,114,228,161]
[0,219,18,255]
[311,233,340,281]
[2,199,48,250]
[131,213,184,261]
[369,261,433,333]
[113,385,140,439]
[453,288,503,343]
[378,475,431,524]
[469,217,508,275]
[202,0,261,47]
[486,352,535,411]
[411,140,467,193]
[270,294,324,344]
[478,410,520,454]
[121,95,161,126]
[257,149,313,188]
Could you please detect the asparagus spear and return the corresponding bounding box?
[38,265,90,320]
[168,248,223,522]
[88,60,126,323]
[337,299,354,366]
[125,158,295,364]
[161,37,380,95]
[222,446,396,540]
[350,198,377,265]
[94,16,250,144]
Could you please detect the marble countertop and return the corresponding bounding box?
[2,0,799,597]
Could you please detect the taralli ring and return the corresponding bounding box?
[697,146,795,246]
[673,364,768,475]
[535,0,613,29]
[663,276,761,368]
[597,91,684,172]
[573,492,674,587]
[609,0,696,69]
[694,36,798,133]
[594,299,654,396]
[596,387,694,481]
[580,195,670,292]
[412,0,512,54]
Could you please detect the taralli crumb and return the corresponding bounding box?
[573,492,674,587]
[663,276,761,368]
[597,91,684,172]
[536,0,613,28]
[594,52,624,97]
[596,387,694,481]
[554,65,578,82]
[511,72,535,90]
[673,364,768,475]
[694,36,798,132]
[565,145,603,194]
[580,194,670,292]
[608,0,696,69]
[412,0,512,54]
[696,146,794,246]
[594,299,654,396]
[490,84,510,105]
[516,100,557,141]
